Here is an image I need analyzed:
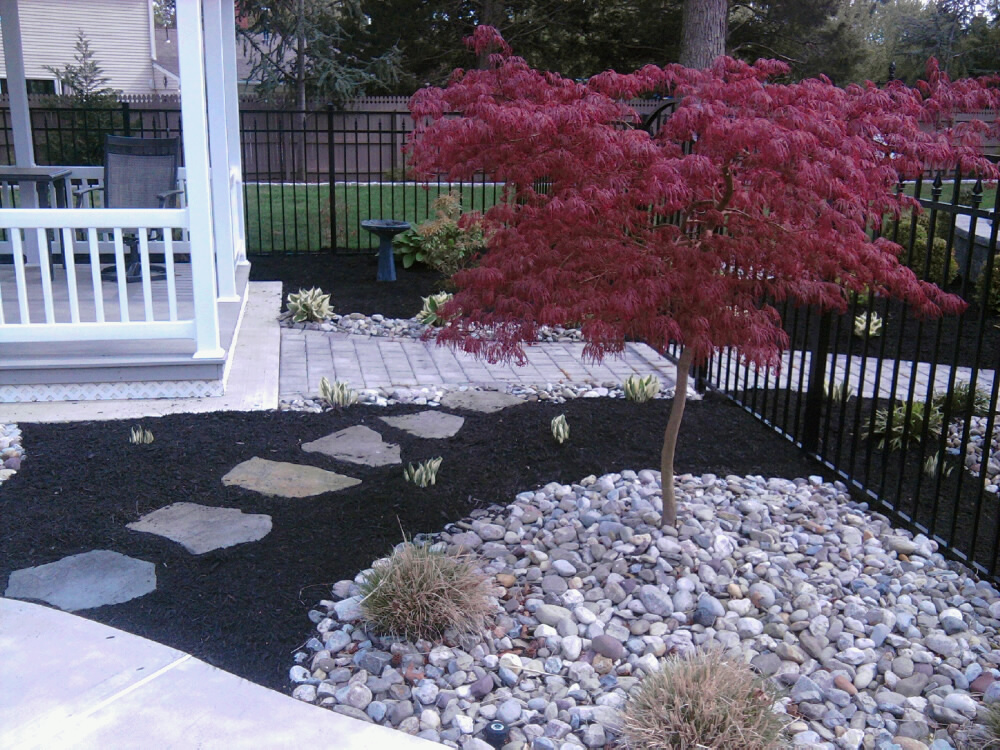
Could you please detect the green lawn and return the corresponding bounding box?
[244,183,505,254]
[904,180,998,208]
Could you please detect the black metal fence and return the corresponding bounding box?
[0,103,504,255]
[684,167,1000,578]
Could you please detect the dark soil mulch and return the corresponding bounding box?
[249,252,446,319]
[0,396,835,693]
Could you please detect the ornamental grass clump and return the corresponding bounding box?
[620,649,787,750]
[358,542,493,640]
[318,376,358,408]
[403,457,442,487]
[867,400,944,451]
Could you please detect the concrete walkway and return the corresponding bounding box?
[0,598,438,750]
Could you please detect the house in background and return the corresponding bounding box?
[0,0,158,96]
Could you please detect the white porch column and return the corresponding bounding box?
[221,0,247,265]
[177,0,223,359]
[0,0,40,263]
[203,0,238,301]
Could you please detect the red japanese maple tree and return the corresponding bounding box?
[407,26,1000,524]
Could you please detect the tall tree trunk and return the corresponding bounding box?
[679,0,727,69]
[294,0,307,182]
[661,347,693,525]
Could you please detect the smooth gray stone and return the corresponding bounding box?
[4,550,155,611]
[127,502,271,554]
[222,457,361,497]
[379,411,465,438]
[302,425,401,466]
[439,390,524,414]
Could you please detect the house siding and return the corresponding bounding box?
[0,0,154,95]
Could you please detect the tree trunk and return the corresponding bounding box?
[294,0,307,182]
[679,0,727,69]
[661,347,693,526]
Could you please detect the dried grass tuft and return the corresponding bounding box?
[621,649,788,750]
[357,542,494,641]
[977,702,1000,748]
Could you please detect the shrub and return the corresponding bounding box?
[413,193,487,275]
[287,287,332,323]
[624,374,661,403]
[620,649,787,750]
[884,211,959,287]
[393,229,427,269]
[977,262,1000,313]
[403,457,443,487]
[551,414,569,444]
[358,541,493,640]
[318,377,358,408]
[867,400,944,451]
[932,380,991,417]
[416,292,454,326]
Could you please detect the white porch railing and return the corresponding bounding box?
[0,205,220,358]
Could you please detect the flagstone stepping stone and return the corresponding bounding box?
[439,390,524,414]
[127,502,272,555]
[223,457,361,498]
[4,550,156,612]
[301,425,401,467]
[379,411,465,439]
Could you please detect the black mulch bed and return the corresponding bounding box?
[736,387,1000,575]
[781,296,1000,371]
[249,252,447,319]
[0,396,835,693]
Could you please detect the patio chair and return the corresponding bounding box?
[75,135,184,283]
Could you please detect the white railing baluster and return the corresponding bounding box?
[62,227,80,323]
[36,227,54,323]
[11,229,30,324]
[87,227,104,323]
[138,230,154,321]
[113,227,129,323]
[164,232,178,321]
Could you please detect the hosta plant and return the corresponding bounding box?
[318,376,358,408]
[403,457,443,487]
[621,649,786,750]
[287,287,332,323]
[853,312,883,338]
[393,229,427,269]
[129,425,154,445]
[867,400,944,451]
[624,374,661,403]
[358,541,493,640]
[551,414,569,444]
[416,292,454,327]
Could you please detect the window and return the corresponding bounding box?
[0,78,57,96]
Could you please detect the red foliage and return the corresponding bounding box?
[408,26,1000,369]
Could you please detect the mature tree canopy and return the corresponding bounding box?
[408,25,1000,522]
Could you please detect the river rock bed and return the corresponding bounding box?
[0,423,24,486]
[291,470,1000,750]
[950,415,1000,494]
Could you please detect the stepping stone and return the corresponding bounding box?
[439,390,524,414]
[4,550,156,612]
[222,457,361,498]
[302,425,401,467]
[127,502,272,555]
[380,411,465,439]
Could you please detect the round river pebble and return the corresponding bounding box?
[0,423,25,486]
[291,470,1000,749]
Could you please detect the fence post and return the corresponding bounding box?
[122,102,131,137]
[327,102,336,253]
[802,310,831,454]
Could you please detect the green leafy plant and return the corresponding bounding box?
[624,374,662,403]
[866,400,944,451]
[416,292,454,326]
[620,649,787,750]
[403,457,443,487]
[129,425,154,445]
[287,287,332,323]
[884,210,959,287]
[932,380,991,417]
[410,193,487,276]
[357,540,493,640]
[318,376,358,408]
[853,311,883,338]
[551,414,569,444]
[393,228,427,269]
[923,452,955,479]
[824,378,856,404]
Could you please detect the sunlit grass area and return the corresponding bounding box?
[244,182,504,254]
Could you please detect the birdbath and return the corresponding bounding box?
[361,219,411,282]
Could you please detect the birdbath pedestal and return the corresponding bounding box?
[361,219,411,282]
